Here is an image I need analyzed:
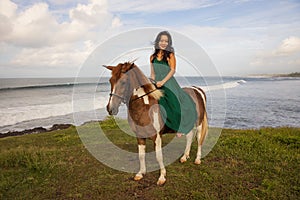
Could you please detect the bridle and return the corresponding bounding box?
[109,92,127,104]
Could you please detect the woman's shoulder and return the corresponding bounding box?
[150,54,155,62]
[167,52,175,62]
[169,52,175,58]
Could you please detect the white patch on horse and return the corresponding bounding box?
[109,86,116,108]
[137,144,146,175]
[191,86,206,105]
[155,133,166,185]
[133,87,149,104]
[153,111,161,133]
[195,125,202,164]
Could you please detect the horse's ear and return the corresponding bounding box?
[122,62,135,73]
[103,65,114,71]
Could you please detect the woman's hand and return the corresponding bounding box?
[156,81,165,88]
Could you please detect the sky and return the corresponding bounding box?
[0,0,299,77]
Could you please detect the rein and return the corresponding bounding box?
[130,88,158,102]
[109,88,158,104]
[109,78,158,104]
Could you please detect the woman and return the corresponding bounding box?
[150,31,197,136]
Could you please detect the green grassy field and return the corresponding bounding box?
[1,118,299,200]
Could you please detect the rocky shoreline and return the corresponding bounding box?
[0,124,73,138]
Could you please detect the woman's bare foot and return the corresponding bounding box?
[176,133,183,138]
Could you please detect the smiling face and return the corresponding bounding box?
[158,35,169,50]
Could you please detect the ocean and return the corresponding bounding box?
[0,76,299,134]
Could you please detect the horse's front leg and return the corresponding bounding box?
[134,138,146,181]
[155,133,166,185]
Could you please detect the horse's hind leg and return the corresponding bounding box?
[195,114,208,164]
[195,125,202,164]
[180,130,194,163]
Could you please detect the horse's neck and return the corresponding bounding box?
[129,67,151,91]
[128,67,162,102]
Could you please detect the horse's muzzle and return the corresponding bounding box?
[107,104,118,115]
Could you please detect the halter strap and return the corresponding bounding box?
[109,93,126,104]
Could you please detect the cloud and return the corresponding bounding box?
[0,0,119,48]
[48,0,84,6]
[250,36,300,72]
[107,0,222,13]
[275,36,300,56]
[69,0,110,27]
[0,0,17,18]
[8,3,59,47]
[0,0,16,40]
[0,0,122,74]
[11,43,90,68]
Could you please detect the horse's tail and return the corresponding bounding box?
[191,86,208,145]
[200,111,208,145]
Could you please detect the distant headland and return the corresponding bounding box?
[248,72,300,78]
[275,72,300,77]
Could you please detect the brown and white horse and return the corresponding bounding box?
[104,62,208,185]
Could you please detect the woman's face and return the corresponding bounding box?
[158,35,169,50]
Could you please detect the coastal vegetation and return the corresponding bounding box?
[0,118,299,199]
[280,72,300,77]
[249,72,300,78]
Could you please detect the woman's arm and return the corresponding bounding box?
[157,53,176,87]
[150,55,155,80]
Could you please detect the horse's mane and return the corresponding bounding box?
[127,62,163,100]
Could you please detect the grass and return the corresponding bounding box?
[0,118,299,200]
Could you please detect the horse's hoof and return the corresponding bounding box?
[180,157,186,163]
[157,178,166,186]
[180,155,189,163]
[134,174,143,181]
[194,159,201,165]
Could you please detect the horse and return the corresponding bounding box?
[104,62,208,185]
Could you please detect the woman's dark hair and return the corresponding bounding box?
[151,31,175,63]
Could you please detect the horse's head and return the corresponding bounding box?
[104,62,135,115]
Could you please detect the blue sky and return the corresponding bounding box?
[0,0,299,77]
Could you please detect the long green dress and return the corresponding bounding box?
[153,57,197,134]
